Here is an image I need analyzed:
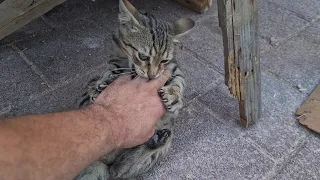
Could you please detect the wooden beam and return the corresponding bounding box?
[0,0,66,40]
[217,0,261,127]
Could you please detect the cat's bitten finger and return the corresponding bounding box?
[132,76,148,85]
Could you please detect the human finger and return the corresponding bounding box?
[132,75,148,85]
[147,69,171,90]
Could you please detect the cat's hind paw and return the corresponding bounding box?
[146,129,171,149]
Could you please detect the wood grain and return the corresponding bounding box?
[217,0,261,127]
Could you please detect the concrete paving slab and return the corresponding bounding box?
[175,50,224,100]
[0,46,48,113]
[258,0,309,46]
[131,0,219,22]
[274,134,320,180]
[260,72,308,117]
[299,20,320,45]
[44,0,118,25]
[267,0,320,21]
[141,101,274,180]
[14,20,113,86]
[261,36,320,94]
[6,64,107,118]
[131,0,190,22]
[0,18,53,45]
[260,37,273,54]
[198,83,240,127]
[182,15,225,72]
[201,71,309,160]
[242,72,309,160]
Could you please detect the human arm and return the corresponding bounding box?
[0,72,170,180]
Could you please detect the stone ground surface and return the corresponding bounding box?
[1,0,320,179]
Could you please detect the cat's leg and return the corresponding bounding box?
[75,149,124,180]
[79,58,133,107]
[109,114,174,179]
[143,61,185,149]
[109,143,171,179]
[159,60,186,116]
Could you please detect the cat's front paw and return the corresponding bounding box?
[158,85,183,112]
[79,72,116,107]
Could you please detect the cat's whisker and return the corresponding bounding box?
[132,74,143,80]
[111,67,135,71]
[111,72,135,76]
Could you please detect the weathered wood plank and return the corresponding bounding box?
[175,0,212,13]
[0,0,65,40]
[217,0,261,127]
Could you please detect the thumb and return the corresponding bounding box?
[147,69,171,90]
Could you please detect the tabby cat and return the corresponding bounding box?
[76,0,194,179]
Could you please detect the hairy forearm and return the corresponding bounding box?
[0,105,116,180]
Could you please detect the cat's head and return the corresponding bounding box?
[116,0,195,79]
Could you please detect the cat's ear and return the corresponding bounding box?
[119,0,143,31]
[171,18,195,41]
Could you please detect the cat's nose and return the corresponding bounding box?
[147,71,158,79]
[148,74,157,79]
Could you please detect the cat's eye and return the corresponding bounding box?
[161,60,169,64]
[138,53,149,61]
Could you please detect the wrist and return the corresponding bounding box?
[81,104,124,150]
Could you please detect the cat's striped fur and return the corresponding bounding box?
[76,0,194,179]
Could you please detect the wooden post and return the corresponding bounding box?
[217,0,261,127]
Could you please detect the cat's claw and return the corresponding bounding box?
[98,84,107,88]
[161,98,168,103]
[158,89,165,95]
[97,84,108,91]
[159,85,183,112]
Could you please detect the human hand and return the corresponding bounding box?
[91,70,170,149]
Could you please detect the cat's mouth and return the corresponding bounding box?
[131,62,164,79]
[135,72,159,79]
[135,69,164,79]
